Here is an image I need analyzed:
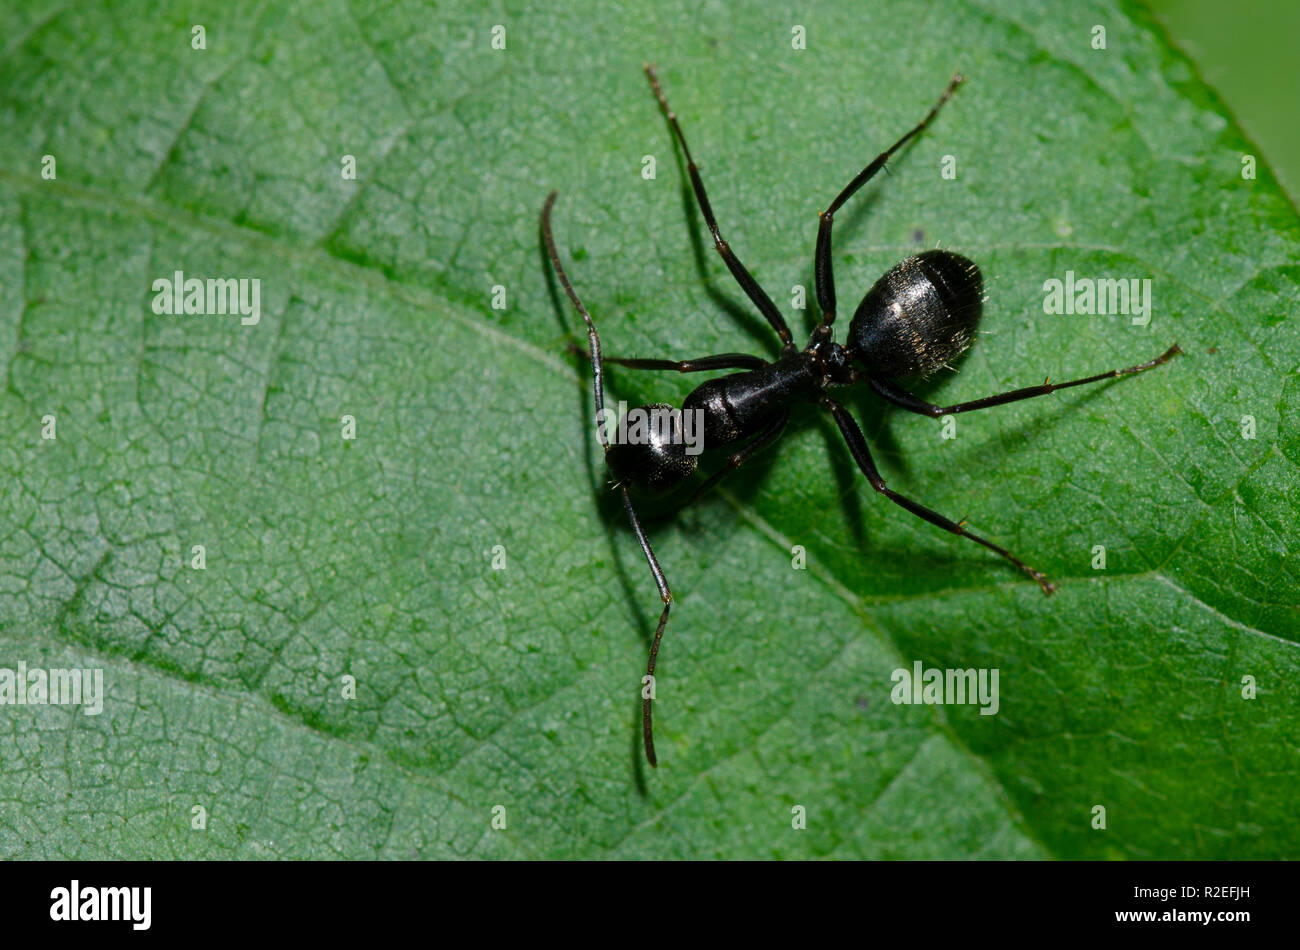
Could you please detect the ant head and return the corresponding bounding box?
[605,402,699,496]
[847,250,983,379]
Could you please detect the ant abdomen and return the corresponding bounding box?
[848,249,983,379]
[605,402,699,495]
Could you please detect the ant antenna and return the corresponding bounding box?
[542,191,673,767]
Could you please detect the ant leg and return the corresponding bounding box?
[680,410,789,508]
[567,344,767,373]
[621,486,673,768]
[869,344,1181,417]
[645,64,797,356]
[822,395,1055,594]
[544,193,672,768]
[544,192,611,450]
[813,73,963,337]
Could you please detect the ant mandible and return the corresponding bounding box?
[542,65,1180,767]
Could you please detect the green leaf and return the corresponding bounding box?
[1,0,1296,859]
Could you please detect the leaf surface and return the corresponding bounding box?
[0,0,1296,858]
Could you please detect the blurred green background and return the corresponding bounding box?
[1144,0,1300,202]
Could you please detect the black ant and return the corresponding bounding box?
[542,66,1180,767]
